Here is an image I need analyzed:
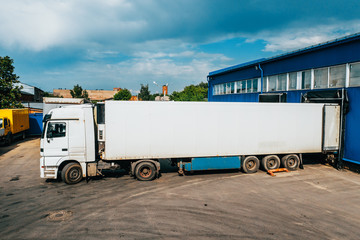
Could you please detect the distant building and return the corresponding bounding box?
[130,96,138,101]
[15,82,44,103]
[53,88,121,101]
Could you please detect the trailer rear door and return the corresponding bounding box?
[323,105,340,151]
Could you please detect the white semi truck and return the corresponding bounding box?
[40,101,340,184]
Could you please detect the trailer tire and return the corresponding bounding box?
[281,154,300,171]
[242,156,260,173]
[61,162,83,184]
[135,162,156,181]
[261,155,280,171]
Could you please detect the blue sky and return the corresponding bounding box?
[1,0,360,94]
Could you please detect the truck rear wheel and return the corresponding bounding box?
[61,162,83,184]
[242,156,260,173]
[281,154,300,171]
[261,155,280,171]
[135,162,156,181]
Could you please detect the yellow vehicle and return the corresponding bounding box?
[0,109,29,145]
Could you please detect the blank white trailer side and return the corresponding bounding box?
[104,101,339,159]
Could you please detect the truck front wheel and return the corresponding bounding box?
[135,162,156,181]
[61,162,83,184]
[242,156,260,173]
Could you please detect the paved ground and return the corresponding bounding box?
[1,138,360,240]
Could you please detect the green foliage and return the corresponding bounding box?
[150,93,161,101]
[70,84,89,99]
[138,84,151,101]
[0,56,23,109]
[170,82,208,101]
[43,92,58,97]
[113,88,132,100]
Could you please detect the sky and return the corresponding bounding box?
[1,0,360,95]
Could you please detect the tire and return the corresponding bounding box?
[281,154,300,171]
[261,155,280,171]
[135,162,157,181]
[61,162,83,184]
[242,156,260,173]
[5,133,12,146]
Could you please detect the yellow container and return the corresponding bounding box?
[0,109,29,135]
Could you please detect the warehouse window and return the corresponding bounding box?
[277,74,287,91]
[246,79,252,92]
[236,81,241,93]
[262,77,267,92]
[253,79,258,92]
[301,70,311,89]
[314,68,328,89]
[225,83,230,94]
[288,72,297,90]
[350,62,360,86]
[268,75,277,91]
[329,65,346,88]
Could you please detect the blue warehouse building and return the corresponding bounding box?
[207,33,360,166]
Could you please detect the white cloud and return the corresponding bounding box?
[34,50,230,92]
[246,20,360,52]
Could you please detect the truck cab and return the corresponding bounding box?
[40,104,96,184]
[0,117,11,144]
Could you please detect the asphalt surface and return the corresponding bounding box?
[1,138,360,239]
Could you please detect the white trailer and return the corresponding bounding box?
[40,101,340,184]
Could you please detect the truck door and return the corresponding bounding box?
[43,121,69,166]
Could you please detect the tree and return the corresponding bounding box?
[0,56,23,109]
[113,88,132,100]
[70,84,89,99]
[138,84,151,101]
[170,82,208,101]
[150,93,161,101]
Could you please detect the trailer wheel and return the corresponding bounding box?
[261,155,280,171]
[242,156,260,173]
[135,162,156,181]
[281,154,300,171]
[61,162,83,184]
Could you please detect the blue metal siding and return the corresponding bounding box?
[184,156,241,171]
[211,93,259,102]
[343,88,360,164]
[28,113,43,135]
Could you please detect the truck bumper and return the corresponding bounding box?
[40,157,58,179]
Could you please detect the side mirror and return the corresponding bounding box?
[46,131,53,143]
[47,131,53,139]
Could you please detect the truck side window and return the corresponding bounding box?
[47,122,66,138]
[0,119,2,128]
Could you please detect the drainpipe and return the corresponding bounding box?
[207,76,210,100]
[258,64,264,94]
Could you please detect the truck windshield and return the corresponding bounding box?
[0,118,2,128]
